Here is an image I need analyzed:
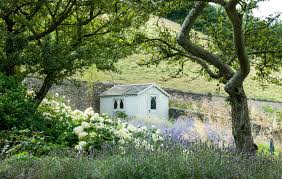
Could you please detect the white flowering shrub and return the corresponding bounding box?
[72,107,163,152]
[1,95,78,157]
[39,96,163,152]
[38,97,78,146]
[1,92,163,157]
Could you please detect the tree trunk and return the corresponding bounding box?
[227,86,257,153]
[3,36,18,76]
[34,74,54,106]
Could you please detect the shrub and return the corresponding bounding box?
[113,111,128,119]
[38,97,78,146]
[0,129,60,158]
[72,107,163,153]
[0,95,78,157]
[0,74,39,130]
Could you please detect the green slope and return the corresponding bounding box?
[75,54,282,102]
[75,17,282,102]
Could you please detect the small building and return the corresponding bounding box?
[99,83,169,119]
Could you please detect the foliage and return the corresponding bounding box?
[0,129,60,158]
[257,143,282,157]
[263,105,282,123]
[169,98,193,110]
[132,0,282,152]
[1,142,282,178]
[0,95,78,157]
[113,111,128,119]
[146,2,282,85]
[0,74,40,130]
[0,88,165,157]
[38,97,78,146]
[165,2,218,33]
[0,0,155,104]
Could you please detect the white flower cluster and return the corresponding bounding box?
[71,107,163,152]
[41,98,72,119]
[39,96,164,153]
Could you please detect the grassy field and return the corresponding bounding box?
[75,17,282,102]
[76,54,282,102]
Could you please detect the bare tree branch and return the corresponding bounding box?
[225,4,250,93]
[142,38,184,53]
[182,0,225,5]
[248,50,282,55]
[177,2,234,80]
[182,53,221,79]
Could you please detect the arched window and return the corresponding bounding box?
[150,96,156,109]
[114,99,118,109]
[120,99,124,109]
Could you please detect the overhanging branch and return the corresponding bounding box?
[225,2,251,93]
[177,2,234,80]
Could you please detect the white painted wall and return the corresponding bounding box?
[100,95,138,117]
[100,86,169,120]
[100,96,114,115]
[139,87,169,120]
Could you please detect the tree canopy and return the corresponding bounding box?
[0,0,153,103]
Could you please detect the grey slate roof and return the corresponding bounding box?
[99,83,169,97]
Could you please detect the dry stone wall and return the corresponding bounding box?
[24,77,282,114]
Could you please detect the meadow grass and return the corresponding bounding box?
[1,142,282,179]
[75,54,282,102]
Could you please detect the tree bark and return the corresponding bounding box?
[227,85,257,153]
[34,74,54,106]
[3,35,18,76]
[175,1,257,153]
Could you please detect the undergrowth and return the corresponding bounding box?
[1,142,282,179]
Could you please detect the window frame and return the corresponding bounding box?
[119,98,124,109]
[113,99,118,109]
[113,98,125,110]
[150,95,157,110]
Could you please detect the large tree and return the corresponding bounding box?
[0,0,152,105]
[137,0,282,152]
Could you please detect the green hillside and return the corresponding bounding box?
[75,54,281,102]
[75,17,282,102]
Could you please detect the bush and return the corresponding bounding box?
[0,93,78,157]
[0,129,61,157]
[113,111,128,119]
[37,97,78,146]
[0,74,39,130]
[72,107,163,152]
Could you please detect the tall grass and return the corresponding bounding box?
[169,98,282,147]
[1,142,282,178]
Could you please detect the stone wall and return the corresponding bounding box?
[169,107,205,120]
[24,77,92,111]
[24,77,282,113]
[24,77,115,112]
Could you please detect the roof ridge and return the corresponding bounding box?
[99,82,169,97]
[114,83,155,87]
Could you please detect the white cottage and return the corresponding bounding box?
[99,83,169,120]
